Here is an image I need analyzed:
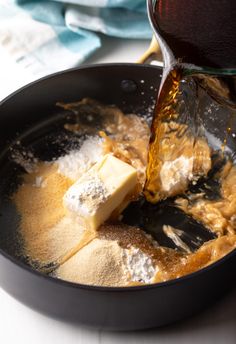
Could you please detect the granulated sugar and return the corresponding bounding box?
[160,156,193,192]
[123,247,157,284]
[57,136,103,181]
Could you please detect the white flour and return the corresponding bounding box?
[123,247,157,284]
[160,156,193,192]
[64,174,109,216]
[57,136,103,181]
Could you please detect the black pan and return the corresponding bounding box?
[0,64,235,330]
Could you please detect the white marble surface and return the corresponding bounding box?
[0,35,236,344]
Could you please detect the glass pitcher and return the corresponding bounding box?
[145,0,236,204]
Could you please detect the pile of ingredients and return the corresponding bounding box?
[11,98,236,287]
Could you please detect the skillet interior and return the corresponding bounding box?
[0,64,235,330]
[0,64,158,264]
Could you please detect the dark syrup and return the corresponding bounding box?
[130,1,236,249]
[144,67,236,200]
[153,0,236,68]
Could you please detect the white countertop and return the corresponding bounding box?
[0,35,236,344]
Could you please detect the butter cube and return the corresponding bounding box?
[63,154,137,231]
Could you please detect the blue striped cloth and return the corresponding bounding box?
[0,1,151,77]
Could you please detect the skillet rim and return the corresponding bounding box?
[0,62,235,292]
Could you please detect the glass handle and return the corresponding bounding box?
[137,36,163,65]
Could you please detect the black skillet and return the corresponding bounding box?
[0,64,236,330]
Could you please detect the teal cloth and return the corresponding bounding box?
[0,1,151,76]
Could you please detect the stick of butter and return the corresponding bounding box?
[63,154,137,231]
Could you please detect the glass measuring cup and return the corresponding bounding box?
[143,0,236,247]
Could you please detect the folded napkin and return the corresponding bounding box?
[0,0,151,78]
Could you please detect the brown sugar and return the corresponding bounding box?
[12,162,86,266]
[55,238,126,287]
